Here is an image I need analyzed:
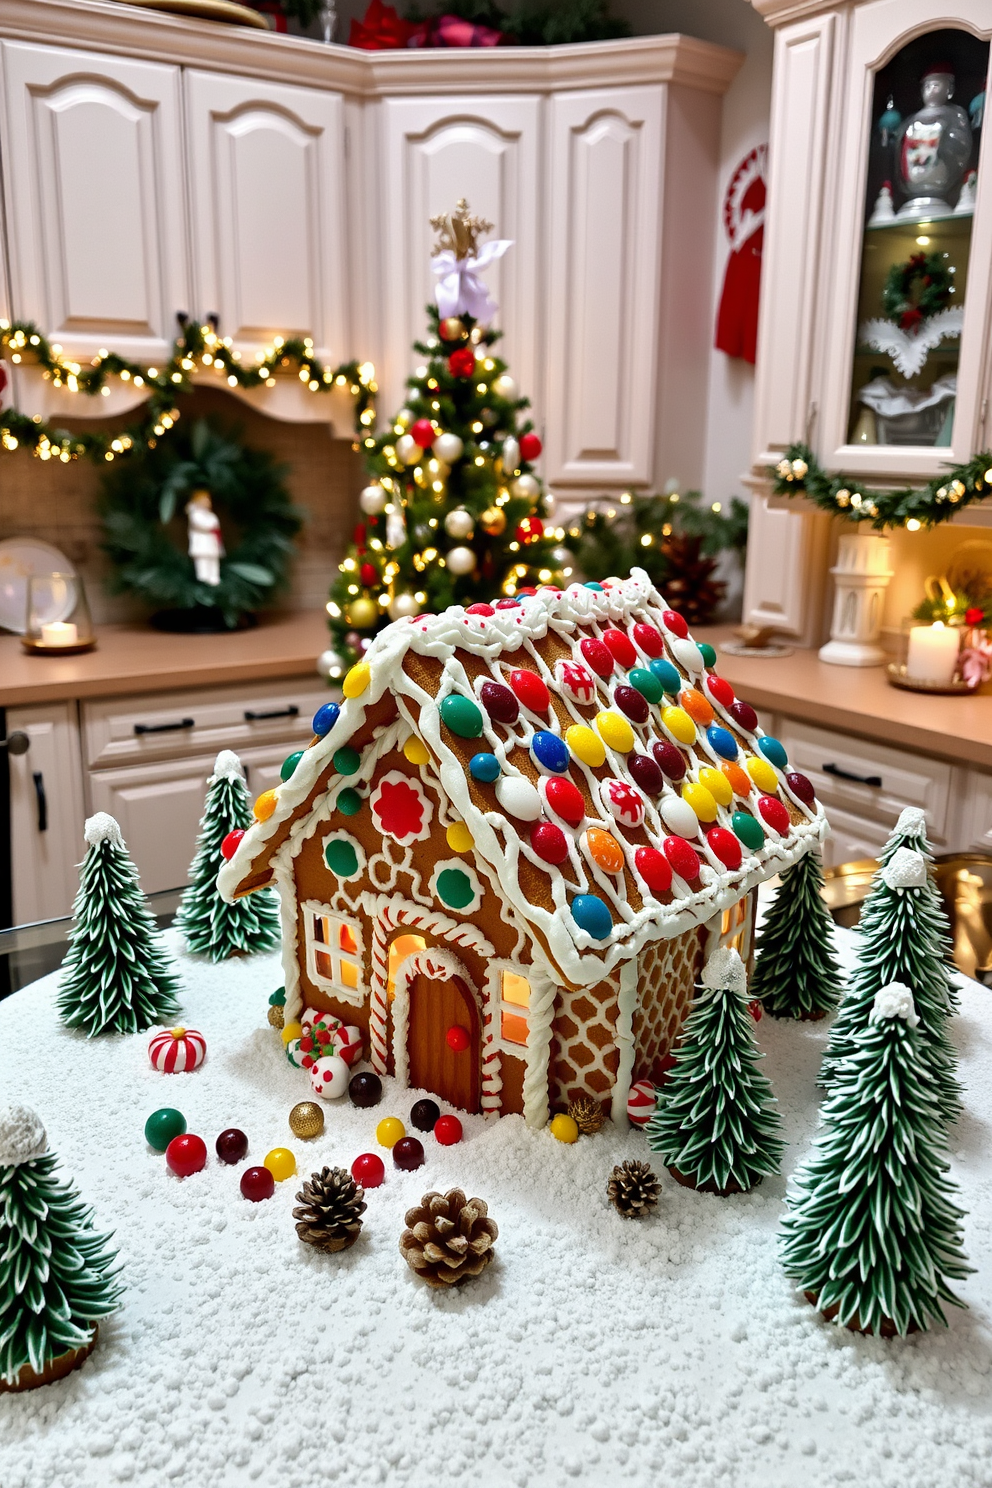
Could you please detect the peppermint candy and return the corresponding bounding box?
[600,778,645,828]
[148,1026,206,1074]
[557,660,597,704]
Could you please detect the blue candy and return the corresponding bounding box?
[469,752,501,783]
[584,581,604,592]
[312,701,340,737]
[758,735,788,769]
[706,725,738,761]
[530,730,569,774]
[571,894,613,940]
[648,657,682,696]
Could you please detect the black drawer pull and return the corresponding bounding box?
[822,762,882,788]
[244,706,300,722]
[33,770,47,833]
[134,717,195,736]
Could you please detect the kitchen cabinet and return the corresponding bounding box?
[6,702,86,926]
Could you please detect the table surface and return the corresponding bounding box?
[1,926,991,1488]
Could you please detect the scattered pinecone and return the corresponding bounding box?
[399,1189,498,1288]
[293,1167,366,1253]
[567,1095,605,1135]
[607,1159,661,1218]
[267,1003,284,1029]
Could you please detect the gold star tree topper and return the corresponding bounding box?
[430,199,494,261]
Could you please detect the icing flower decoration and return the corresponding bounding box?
[370,771,433,845]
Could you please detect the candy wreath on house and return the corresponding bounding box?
[218,568,825,1128]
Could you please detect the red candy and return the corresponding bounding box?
[707,826,743,870]
[411,418,435,447]
[635,846,673,896]
[602,629,637,669]
[466,603,495,616]
[730,699,758,733]
[434,1114,463,1145]
[651,740,687,781]
[580,636,614,678]
[393,1137,425,1170]
[240,1165,275,1202]
[662,609,689,639]
[531,821,570,865]
[748,999,764,1022]
[166,1133,207,1178]
[663,835,701,882]
[519,431,542,461]
[613,685,650,724]
[220,829,245,861]
[628,754,664,794]
[446,1024,471,1052]
[758,795,791,834]
[495,598,521,610]
[706,675,735,708]
[544,776,586,827]
[632,623,664,658]
[479,680,519,724]
[786,771,817,806]
[351,1152,385,1188]
[508,669,550,713]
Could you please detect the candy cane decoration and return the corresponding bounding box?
[148,1027,206,1073]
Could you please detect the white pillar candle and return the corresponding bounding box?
[40,620,78,647]
[906,622,959,684]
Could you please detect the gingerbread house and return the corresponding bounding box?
[218,569,825,1128]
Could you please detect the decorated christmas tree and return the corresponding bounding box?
[175,750,280,961]
[323,200,566,676]
[781,982,970,1336]
[58,813,182,1036]
[750,847,843,1019]
[819,844,961,1121]
[645,947,784,1194]
[0,1104,123,1389]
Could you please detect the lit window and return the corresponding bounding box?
[387,934,427,1001]
[304,906,364,1003]
[499,969,531,1048]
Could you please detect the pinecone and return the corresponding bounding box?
[293,1167,366,1253]
[267,1003,284,1029]
[399,1189,498,1288]
[607,1159,661,1218]
[660,533,726,627]
[567,1095,605,1135]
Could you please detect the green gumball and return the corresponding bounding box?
[145,1107,187,1152]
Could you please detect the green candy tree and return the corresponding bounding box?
[750,847,843,1020]
[0,1105,123,1387]
[645,947,785,1194]
[819,845,961,1121]
[781,982,970,1336]
[57,813,182,1036]
[881,805,959,1011]
[175,750,280,961]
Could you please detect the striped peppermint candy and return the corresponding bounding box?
[148,1027,207,1074]
[626,1079,656,1128]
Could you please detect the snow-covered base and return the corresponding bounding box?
[2,928,992,1488]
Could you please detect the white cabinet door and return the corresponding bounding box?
[741,496,830,644]
[7,703,86,926]
[185,72,347,362]
[0,42,189,364]
[380,95,541,425]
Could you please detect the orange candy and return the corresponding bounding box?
[584,827,625,874]
[253,789,279,821]
[680,688,714,726]
[722,761,752,797]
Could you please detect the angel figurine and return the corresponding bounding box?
[186,490,224,586]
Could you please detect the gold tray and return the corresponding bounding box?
[112,0,270,27]
[886,662,975,696]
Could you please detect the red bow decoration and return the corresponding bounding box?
[899,307,923,331]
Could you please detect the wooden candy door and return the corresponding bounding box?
[407,971,481,1114]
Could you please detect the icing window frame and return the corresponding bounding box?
[492,963,532,1052]
[302,900,365,1004]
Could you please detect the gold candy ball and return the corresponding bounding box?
[289,1101,325,1140]
[481,506,507,536]
[347,596,378,630]
[267,1003,285,1030]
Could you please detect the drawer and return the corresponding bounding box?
[775,717,953,843]
[83,681,332,769]
[955,770,992,854]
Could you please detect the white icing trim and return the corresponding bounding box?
[610,956,638,1130]
[271,846,302,1026]
[390,945,473,1090]
[522,962,558,1130]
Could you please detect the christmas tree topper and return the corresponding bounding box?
[882,847,928,890]
[0,1104,48,1166]
[430,199,494,260]
[871,982,919,1026]
[701,945,746,993]
[430,199,513,325]
[84,812,123,848]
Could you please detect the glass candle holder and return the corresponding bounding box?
[887,617,978,694]
[21,573,96,655]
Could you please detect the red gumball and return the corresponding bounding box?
[166,1133,207,1178]
[360,562,377,587]
[632,623,664,658]
[758,794,791,835]
[531,821,570,865]
[602,629,637,669]
[434,1114,463,1145]
[634,846,672,896]
[706,674,735,708]
[352,1152,385,1188]
[411,418,435,448]
[706,826,743,871]
[519,432,542,461]
[508,668,550,713]
[393,1136,425,1171]
[663,835,701,882]
[447,347,476,379]
[466,603,495,616]
[515,516,544,545]
[662,609,689,639]
[240,1165,275,1202]
[446,1024,470,1053]
[220,829,245,861]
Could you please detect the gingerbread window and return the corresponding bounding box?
[499,968,531,1049]
[303,903,365,1003]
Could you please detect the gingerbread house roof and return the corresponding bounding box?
[218,568,825,985]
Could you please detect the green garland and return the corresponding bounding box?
[881,250,953,331]
[771,442,992,529]
[0,315,377,464]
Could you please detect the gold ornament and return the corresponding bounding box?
[481,507,507,536]
[347,596,378,630]
[430,199,493,261]
[267,1003,284,1030]
[289,1101,325,1140]
[439,317,466,341]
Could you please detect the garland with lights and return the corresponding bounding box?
[0,315,377,464]
[771,442,992,529]
[881,251,953,331]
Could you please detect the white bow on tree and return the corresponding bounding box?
[432,238,513,325]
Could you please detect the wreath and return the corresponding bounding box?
[881,251,953,331]
[100,419,303,629]
[771,443,992,529]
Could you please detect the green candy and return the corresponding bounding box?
[628,667,663,704]
[333,746,362,776]
[325,839,359,877]
[336,787,362,816]
[280,750,305,782]
[144,1108,187,1153]
[732,811,765,851]
[440,694,484,739]
[268,986,286,1007]
[436,867,475,909]
[698,642,717,668]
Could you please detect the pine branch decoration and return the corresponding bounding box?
[293,1168,366,1254]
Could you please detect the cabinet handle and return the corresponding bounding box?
[822,762,882,788]
[32,771,47,832]
[0,731,30,756]
[244,706,300,722]
[134,717,195,736]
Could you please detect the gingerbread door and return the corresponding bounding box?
[407,972,481,1114]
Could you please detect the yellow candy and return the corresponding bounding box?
[661,706,696,746]
[549,1113,579,1144]
[376,1116,406,1149]
[403,735,431,766]
[281,1020,303,1046]
[446,821,474,853]
[594,711,635,754]
[682,781,718,822]
[253,788,279,821]
[263,1147,297,1183]
[565,724,606,768]
[746,755,779,794]
[698,766,733,808]
[342,661,371,698]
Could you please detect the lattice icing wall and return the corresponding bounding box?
[549,977,622,1109]
[631,927,703,1085]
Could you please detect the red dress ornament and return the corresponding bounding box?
[715,145,767,366]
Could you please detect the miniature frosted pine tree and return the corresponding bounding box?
[882,805,959,1011]
[0,1105,123,1388]
[750,847,843,1019]
[645,947,785,1194]
[57,813,182,1036]
[175,750,280,961]
[781,982,970,1336]
[819,846,961,1121]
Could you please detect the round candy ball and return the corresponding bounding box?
[264,1147,297,1183]
[352,1152,385,1189]
[289,1101,325,1140]
[145,1107,186,1152]
[220,829,244,861]
[469,752,501,784]
[349,1072,383,1108]
[241,1165,275,1203]
[434,1114,463,1146]
[376,1117,406,1149]
[215,1128,249,1165]
[309,1054,350,1101]
[626,1079,656,1127]
[446,1024,471,1052]
[393,1136,425,1171]
[549,1114,579,1144]
[166,1133,207,1178]
[410,1098,441,1133]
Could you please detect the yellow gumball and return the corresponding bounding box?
[343,661,371,698]
[403,735,431,766]
[682,781,718,822]
[446,821,474,853]
[746,755,779,794]
[594,711,635,754]
[264,1147,297,1183]
[565,724,606,768]
[376,1116,406,1149]
[253,788,279,821]
[698,766,733,808]
[661,706,696,746]
[281,1020,303,1046]
[549,1113,580,1144]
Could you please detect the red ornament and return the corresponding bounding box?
[516,516,544,544]
[531,821,570,865]
[240,1165,275,1202]
[662,609,689,639]
[707,826,743,870]
[466,603,495,616]
[730,699,758,733]
[354,522,367,544]
[580,636,614,678]
[635,846,672,896]
[519,431,542,461]
[360,562,377,587]
[785,771,816,807]
[393,1136,425,1171]
[663,835,701,882]
[544,776,586,827]
[966,606,985,626]
[215,1128,248,1165]
[351,1152,385,1188]
[447,347,476,379]
[632,623,664,658]
[655,1051,677,1086]
[748,999,764,1022]
[602,629,637,669]
[508,669,550,713]
[166,1133,207,1178]
[446,1024,470,1053]
[411,418,435,448]
[434,1114,463,1146]
[758,794,791,834]
[220,829,245,861]
[706,675,735,709]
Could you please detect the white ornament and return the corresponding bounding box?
[871,981,919,1027]
[396,408,414,429]
[444,509,475,540]
[389,592,420,621]
[661,796,699,839]
[702,946,747,994]
[385,508,407,550]
[495,775,542,821]
[512,473,539,501]
[186,491,224,587]
[446,546,477,576]
[316,648,344,681]
[501,436,520,473]
[552,546,571,566]
[0,1104,47,1167]
[359,484,387,516]
[308,1053,350,1100]
[84,812,124,848]
[544,491,556,517]
[493,373,518,401]
[432,432,464,464]
[395,433,420,465]
[668,636,704,674]
[881,847,928,891]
